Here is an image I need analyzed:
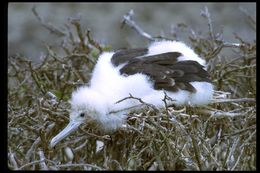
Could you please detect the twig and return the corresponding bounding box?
[29,61,46,95]
[46,91,58,105]
[200,107,254,118]
[86,29,103,53]
[221,125,255,139]
[211,98,255,103]
[8,152,19,170]
[40,107,69,121]
[155,154,164,170]
[70,16,89,52]
[37,149,49,170]
[32,5,66,37]
[207,42,242,59]
[226,138,239,170]
[213,90,231,99]
[64,53,96,64]
[73,139,89,152]
[223,42,242,48]
[53,134,86,149]
[231,147,245,170]
[201,144,222,168]
[44,44,64,63]
[111,160,123,170]
[115,93,159,113]
[71,66,86,83]
[239,6,256,31]
[54,66,71,108]
[25,137,41,162]
[18,159,47,170]
[239,130,256,149]
[25,123,55,161]
[162,91,175,114]
[122,9,155,41]
[146,117,168,133]
[46,91,57,100]
[200,6,214,41]
[108,104,143,114]
[190,133,202,170]
[55,163,103,170]
[124,124,144,135]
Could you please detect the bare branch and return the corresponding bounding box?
[37,149,49,170]
[8,152,19,170]
[115,93,159,113]
[55,163,103,170]
[239,6,256,31]
[211,98,255,103]
[86,29,103,53]
[18,160,46,170]
[200,6,214,41]
[32,5,66,37]
[122,9,155,41]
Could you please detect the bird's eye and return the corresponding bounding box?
[79,113,85,117]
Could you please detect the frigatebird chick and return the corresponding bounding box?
[50,40,214,148]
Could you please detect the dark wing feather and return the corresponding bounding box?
[111,48,148,66]
[114,49,211,93]
[137,52,182,66]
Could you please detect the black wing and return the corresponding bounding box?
[111,48,148,66]
[112,49,211,93]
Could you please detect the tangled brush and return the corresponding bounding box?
[8,7,256,170]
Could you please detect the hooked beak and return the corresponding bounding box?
[50,120,83,148]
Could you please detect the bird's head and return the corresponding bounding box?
[50,86,108,148]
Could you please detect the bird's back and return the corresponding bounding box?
[91,40,214,108]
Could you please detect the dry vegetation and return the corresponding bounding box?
[8,7,256,170]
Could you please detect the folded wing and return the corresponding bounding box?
[111,49,211,93]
